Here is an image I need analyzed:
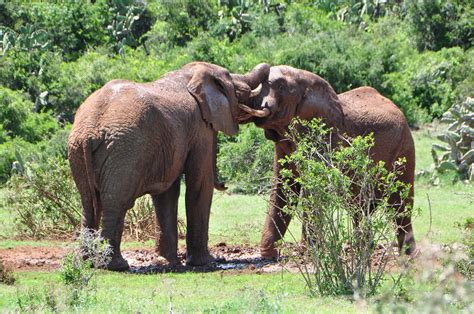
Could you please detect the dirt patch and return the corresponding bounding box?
[0,242,440,274]
[0,246,65,271]
[0,244,290,273]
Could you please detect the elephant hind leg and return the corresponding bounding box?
[392,162,416,256]
[153,178,181,265]
[100,195,135,271]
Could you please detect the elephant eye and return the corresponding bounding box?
[276,82,286,92]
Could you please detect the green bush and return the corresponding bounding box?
[7,156,82,238]
[0,50,61,103]
[146,1,218,51]
[280,119,411,297]
[218,124,273,194]
[384,47,472,122]
[406,0,473,51]
[30,2,109,60]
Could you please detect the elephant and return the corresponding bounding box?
[238,64,416,258]
[68,62,268,271]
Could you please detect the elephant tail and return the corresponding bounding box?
[212,133,227,191]
[83,138,101,229]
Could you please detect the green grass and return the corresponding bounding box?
[0,271,357,313]
[411,127,473,244]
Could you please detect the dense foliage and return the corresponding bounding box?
[0,0,473,190]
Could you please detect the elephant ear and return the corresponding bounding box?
[187,66,239,136]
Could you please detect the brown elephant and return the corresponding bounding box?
[68,62,268,271]
[239,65,416,258]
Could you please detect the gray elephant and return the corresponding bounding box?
[68,62,268,271]
[239,65,416,258]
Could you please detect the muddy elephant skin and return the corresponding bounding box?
[68,62,266,271]
[240,65,416,258]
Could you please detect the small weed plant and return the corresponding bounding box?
[0,259,15,285]
[60,228,112,306]
[280,119,412,297]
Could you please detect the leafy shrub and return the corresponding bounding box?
[218,124,273,194]
[47,51,118,120]
[406,0,474,51]
[6,140,163,240]
[0,126,69,183]
[146,1,217,51]
[0,87,59,141]
[383,47,472,124]
[7,156,82,238]
[0,50,62,105]
[284,3,344,35]
[280,119,411,297]
[432,97,474,181]
[24,1,110,60]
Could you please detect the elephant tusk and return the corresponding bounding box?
[238,104,271,118]
[249,84,262,98]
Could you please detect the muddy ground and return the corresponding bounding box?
[0,244,293,274]
[1,242,439,275]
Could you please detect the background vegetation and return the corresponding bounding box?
[0,0,472,190]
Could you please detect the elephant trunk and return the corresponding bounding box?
[231,63,270,90]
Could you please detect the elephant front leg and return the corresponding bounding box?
[260,145,300,258]
[184,152,214,266]
[153,178,181,265]
[260,180,293,258]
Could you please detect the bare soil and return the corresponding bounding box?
[1,242,439,274]
[0,243,291,274]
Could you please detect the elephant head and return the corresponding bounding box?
[183,62,271,134]
[238,65,345,140]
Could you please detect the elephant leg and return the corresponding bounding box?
[393,151,416,256]
[396,214,415,255]
[152,178,181,265]
[101,198,131,271]
[260,145,300,258]
[260,183,293,258]
[390,171,416,255]
[393,187,416,255]
[80,192,98,230]
[183,148,214,266]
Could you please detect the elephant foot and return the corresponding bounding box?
[155,248,178,266]
[106,255,130,271]
[403,241,418,257]
[186,251,214,266]
[260,246,279,259]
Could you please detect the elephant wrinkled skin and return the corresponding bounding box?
[68,62,268,271]
[240,65,416,258]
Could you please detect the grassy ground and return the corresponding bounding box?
[0,126,472,312]
[0,271,359,313]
